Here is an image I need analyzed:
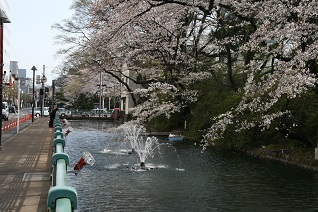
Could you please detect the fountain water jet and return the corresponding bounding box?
[121,125,160,168]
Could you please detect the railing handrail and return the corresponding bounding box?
[47,115,78,211]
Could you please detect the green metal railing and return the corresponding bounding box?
[47,115,78,211]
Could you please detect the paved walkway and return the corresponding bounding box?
[0,117,53,212]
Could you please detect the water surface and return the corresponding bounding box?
[65,120,318,211]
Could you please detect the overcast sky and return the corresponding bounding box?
[9,0,74,85]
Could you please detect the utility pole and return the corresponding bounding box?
[41,65,46,116]
[17,77,20,133]
[31,66,37,123]
[99,72,102,117]
[52,80,55,110]
[97,72,107,115]
[102,74,105,109]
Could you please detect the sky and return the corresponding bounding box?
[9,0,74,85]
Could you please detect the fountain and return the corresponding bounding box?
[121,124,160,169]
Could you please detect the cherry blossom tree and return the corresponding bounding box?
[54,0,318,146]
[203,0,317,145]
[54,0,215,115]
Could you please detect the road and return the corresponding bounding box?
[7,108,30,119]
[2,108,49,122]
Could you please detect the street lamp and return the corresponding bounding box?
[40,65,47,117]
[31,65,37,123]
[0,10,10,149]
[15,77,21,134]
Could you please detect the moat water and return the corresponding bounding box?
[64,120,318,211]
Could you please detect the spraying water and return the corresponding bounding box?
[120,124,160,168]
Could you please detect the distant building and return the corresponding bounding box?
[10,61,18,80]
[18,68,31,95]
[0,1,10,82]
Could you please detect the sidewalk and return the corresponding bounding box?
[0,117,54,212]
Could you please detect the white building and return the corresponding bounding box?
[120,64,142,122]
[0,0,10,82]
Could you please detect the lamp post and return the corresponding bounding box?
[14,76,29,133]
[16,77,20,133]
[40,65,46,116]
[31,66,37,123]
[0,10,10,149]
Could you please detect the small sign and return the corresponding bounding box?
[36,75,41,84]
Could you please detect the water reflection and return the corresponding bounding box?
[65,120,318,211]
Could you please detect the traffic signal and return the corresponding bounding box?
[45,87,49,92]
